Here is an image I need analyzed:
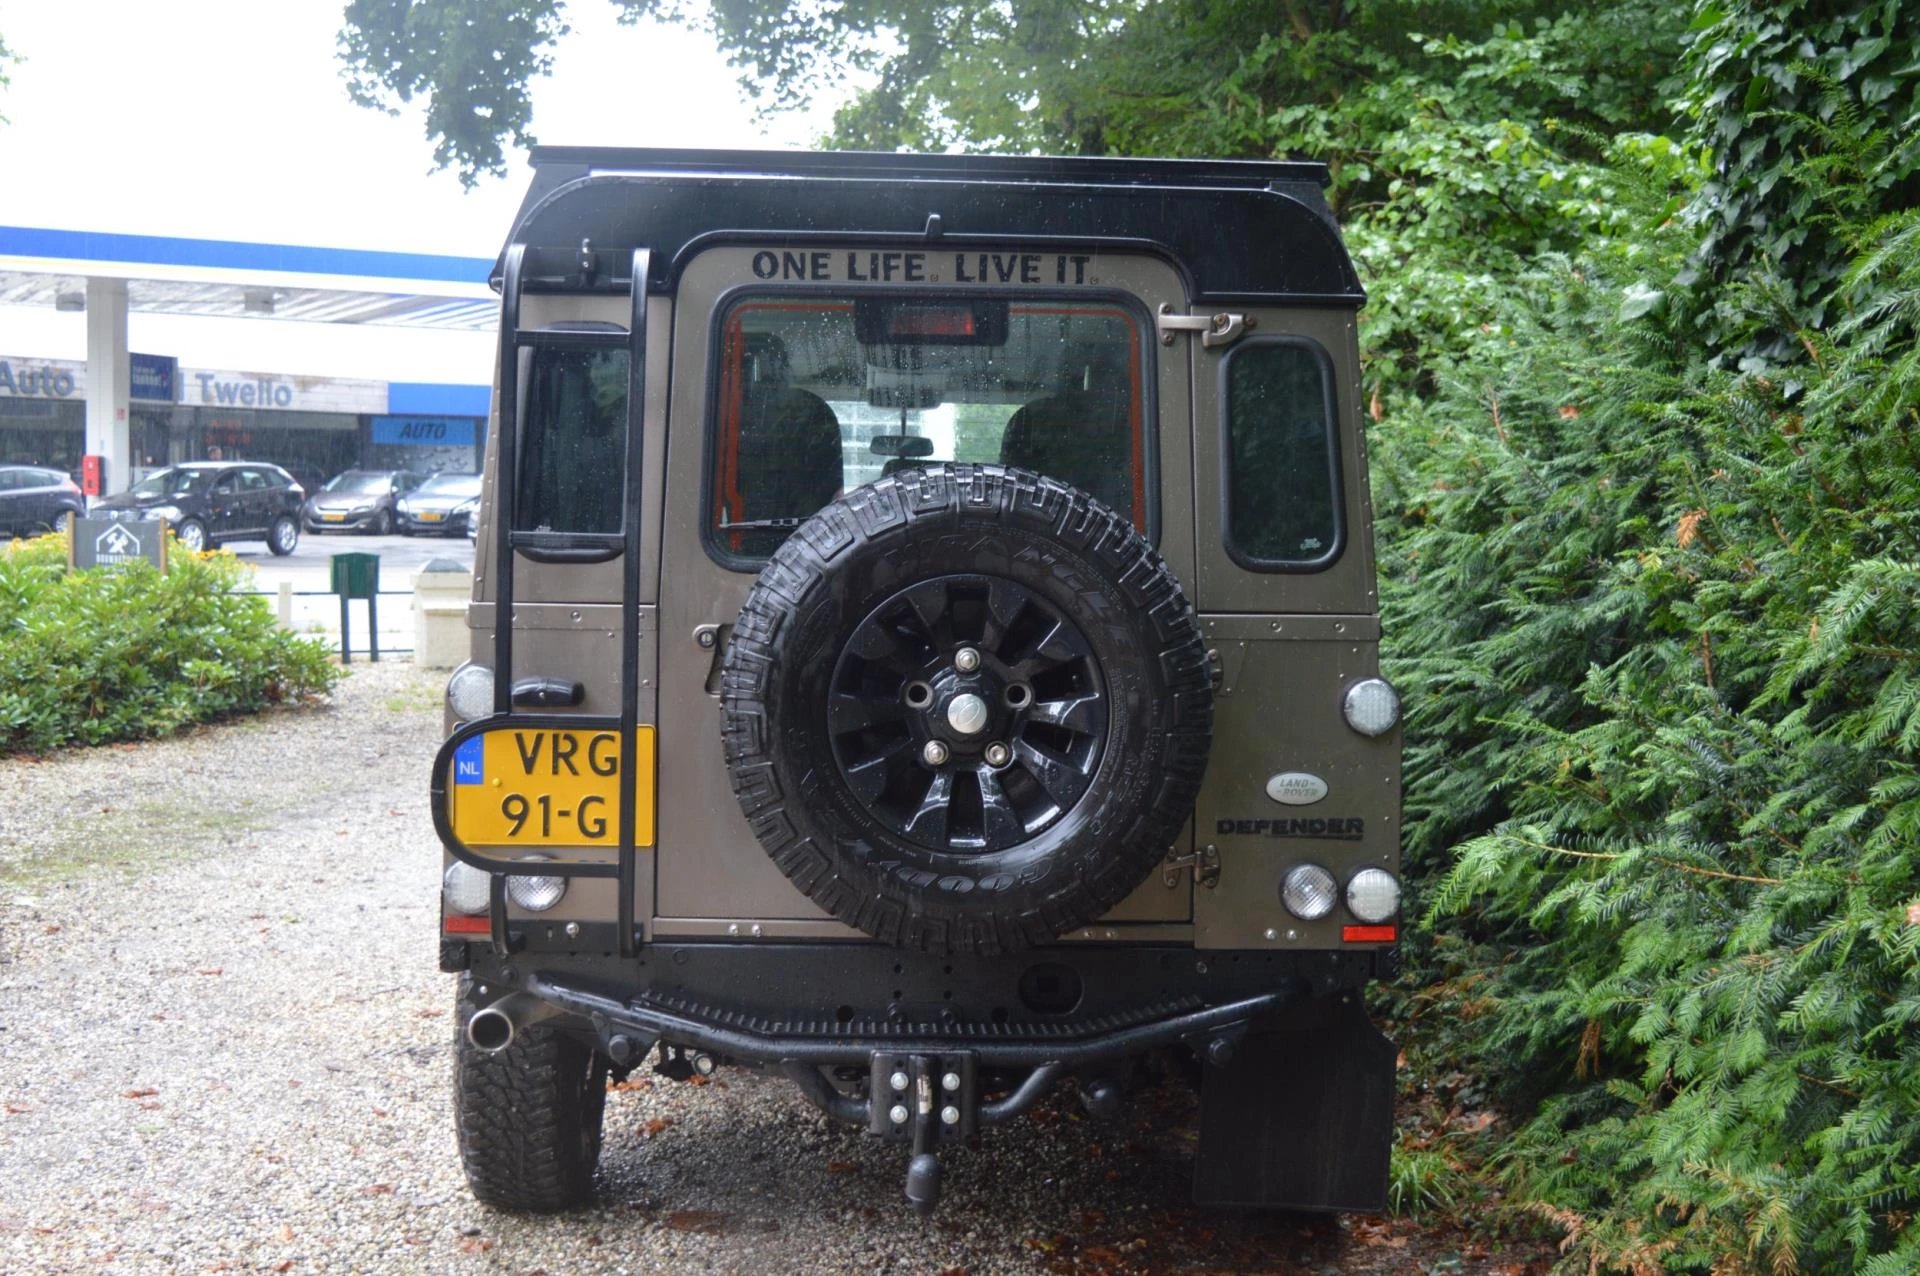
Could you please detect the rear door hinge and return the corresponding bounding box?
[1156,304,1251,349]
[1164,843,1221,889]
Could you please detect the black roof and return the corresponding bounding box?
[498,147,1364,307]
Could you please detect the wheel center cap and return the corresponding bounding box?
[945,693,990,736]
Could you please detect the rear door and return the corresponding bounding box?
[653,243,1198,932]
[206,471,243,539]
[1167,306,1402,948]
[0,470,22,534]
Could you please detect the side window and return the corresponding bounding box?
[1222,340,1343,570]
[213,472,239,493]
[241,469,270,491]
[515,345,629,535]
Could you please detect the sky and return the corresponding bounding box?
[0,0,848,384]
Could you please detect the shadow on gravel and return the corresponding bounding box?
[460,1064,1544,1275]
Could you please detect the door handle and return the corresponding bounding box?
[695,624,731,696]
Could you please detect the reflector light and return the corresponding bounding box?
[1345,867,1402,923]
[446,662,495,723]
[1342,677,1402,737]
[443,914,491,934]
[506,857,566,912]
[1342,924,1398,943]
[889,305,977,338]
[441,860,491,914]
[1280,863,1338,920]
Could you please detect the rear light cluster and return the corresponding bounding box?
[1280,863,1401,937]
[442,857,567,924]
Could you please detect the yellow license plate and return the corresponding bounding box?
[420,511,444,522]
[321,514,345,522]
[449,726,655,848]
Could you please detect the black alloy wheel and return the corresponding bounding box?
[830,575,1108,854]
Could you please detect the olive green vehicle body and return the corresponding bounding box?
[436,148,1402,1213]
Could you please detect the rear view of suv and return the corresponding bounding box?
[432,148,1402,1216]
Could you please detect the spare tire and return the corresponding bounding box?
[720,465,1213,955]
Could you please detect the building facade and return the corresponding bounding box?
[0,352,488,488]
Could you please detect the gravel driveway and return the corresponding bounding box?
[0,662,1534,1274]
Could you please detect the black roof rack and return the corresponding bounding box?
[499,147,1365,307]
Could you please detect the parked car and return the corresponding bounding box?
[395,472,481,536]
[0,465,85,538]
[91,461,305,555]
[304,469,425,535]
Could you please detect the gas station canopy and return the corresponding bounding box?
[0,226,499,331]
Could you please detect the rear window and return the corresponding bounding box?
[706,293,1151,562]
[1222,340,1343,570]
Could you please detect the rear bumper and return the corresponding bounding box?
[526,970,1292,1068]
[450,939,1395,1066]
[305,511,379,531]
[398,512,467,534]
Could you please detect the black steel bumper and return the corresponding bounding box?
[519,970,1292,1069]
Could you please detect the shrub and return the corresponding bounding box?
[0,535,340,753]
[1379,187,1920,1271]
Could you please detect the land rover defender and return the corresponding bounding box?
[432,148,1402,1214]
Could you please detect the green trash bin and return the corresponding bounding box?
[330,552,379,599]
[330,552,381,663]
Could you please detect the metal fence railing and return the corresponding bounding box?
[240,585,416,661]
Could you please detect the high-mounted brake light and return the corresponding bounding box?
[888,304,977,339]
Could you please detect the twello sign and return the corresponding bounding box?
[193,372,295,408]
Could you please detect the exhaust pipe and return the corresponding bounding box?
[465,995,562,1054]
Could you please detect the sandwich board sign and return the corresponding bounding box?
[70,516,168,573]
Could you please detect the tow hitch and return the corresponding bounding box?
[868,1052,977,1214]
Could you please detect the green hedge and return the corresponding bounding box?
[0,535,340,754]
[1377,158,1920,1273]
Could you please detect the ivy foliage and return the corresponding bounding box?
[0,537,340,754]
[1677,0,1920,365]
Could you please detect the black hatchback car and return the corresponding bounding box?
[0,465,85,538]
[92,462,306,555]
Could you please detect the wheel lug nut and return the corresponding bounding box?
[954,647,980,672]
[922,740,950,766]
[984,742,1011,768]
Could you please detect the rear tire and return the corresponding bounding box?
[453,978,608,1211]
[268,516,298,556]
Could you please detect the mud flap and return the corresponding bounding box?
[1193,991,1394,1211]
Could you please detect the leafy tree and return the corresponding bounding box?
[0,31,14,123]
[339,0,569,187]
